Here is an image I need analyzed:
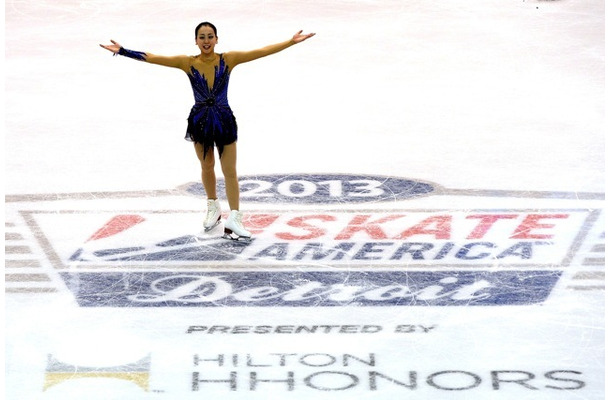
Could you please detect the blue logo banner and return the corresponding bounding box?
[183,174,436,204]
[61,270,561,307]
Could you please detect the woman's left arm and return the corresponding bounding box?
[225,30,315,68]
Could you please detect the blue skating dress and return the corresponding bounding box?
[185,54,237,158]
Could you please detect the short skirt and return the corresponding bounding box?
[185,102,238,158]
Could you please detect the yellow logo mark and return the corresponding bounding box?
[43,354,150,391]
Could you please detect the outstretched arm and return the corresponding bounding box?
[225,30,315,68]
[99,40,190,71]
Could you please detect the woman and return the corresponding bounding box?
[100,22,315,239]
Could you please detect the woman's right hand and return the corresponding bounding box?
[99,39,122,54]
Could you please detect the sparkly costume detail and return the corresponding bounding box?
[185,55,237,158]
[117,47,147,61]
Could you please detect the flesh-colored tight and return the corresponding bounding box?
[194,142,240,211]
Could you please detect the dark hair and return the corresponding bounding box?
[195,22,218,38]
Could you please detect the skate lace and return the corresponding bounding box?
[206,207,215,219]
[231,211,244,227]
[206,201,218,220]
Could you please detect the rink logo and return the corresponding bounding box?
[64,210,589,267]
[43,354,150,391]
[60,270,561,307]
[184,174,437,204]
[27,208,594,307]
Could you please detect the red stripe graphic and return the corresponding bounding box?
[87,214,146,242]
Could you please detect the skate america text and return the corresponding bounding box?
[191,353,585,392]
[66,211,586,266]
[186,324,436,334]
[242,212,573,264]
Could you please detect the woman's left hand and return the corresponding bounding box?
[292,30,316,44]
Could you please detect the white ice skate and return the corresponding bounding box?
[223,210,252,241]
[203,199,221,232]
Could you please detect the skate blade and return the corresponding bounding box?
[222,234,252,242]
[222,229,252,242]
[203,219,221,232]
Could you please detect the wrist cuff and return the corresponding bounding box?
[118,47,147,61]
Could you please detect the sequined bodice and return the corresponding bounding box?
[187,54,230,107]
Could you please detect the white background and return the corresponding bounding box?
[4,0,605,399]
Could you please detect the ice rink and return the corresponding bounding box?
[4,0,605,398]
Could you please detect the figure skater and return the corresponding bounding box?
[100,22,315,239]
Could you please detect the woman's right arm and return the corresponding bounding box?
[100,40,190,71]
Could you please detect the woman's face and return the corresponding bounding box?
[196,26,218,55]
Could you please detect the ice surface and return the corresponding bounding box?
[5,0,605,398]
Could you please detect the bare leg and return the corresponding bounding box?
[219,142,239,210]
[194,143,217,199]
